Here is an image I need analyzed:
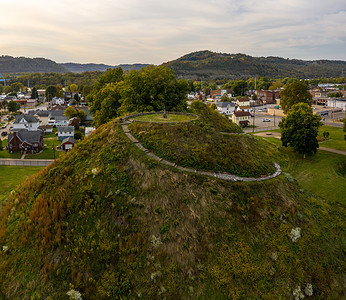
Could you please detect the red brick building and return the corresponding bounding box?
[256,90,280,104]
[7,130,43,153]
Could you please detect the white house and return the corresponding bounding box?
[215,101,235,115]
[58,126,75,141]
[48,110,69,126]
[12,114,40,131]
[52,97,65,105]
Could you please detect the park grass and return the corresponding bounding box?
[0,166,44,203]
[257,135,346,203]
[318,125,346,151]
[131,113,197,122]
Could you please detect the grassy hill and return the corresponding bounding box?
[163,50,346,80]
[0,113,344,298]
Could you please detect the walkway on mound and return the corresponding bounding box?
[121,119,282,182]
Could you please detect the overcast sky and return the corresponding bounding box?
[1,0,345,65]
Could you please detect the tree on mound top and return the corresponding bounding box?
[280,80,312,114]
[87,65,189,127]
[279,103,322,158]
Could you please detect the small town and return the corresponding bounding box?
[0,0,345,299]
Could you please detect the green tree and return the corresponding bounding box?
[9,82,24,93]
[0,139,3,151]
[280,80,312,114]
[31,87,38,99]
[55,86,64,98]
[220,93,229,102]
[1,100,8,111]
[279,103,323,157]
[210,103,217,110]
[7,101,21,112]
[46,85,57,102]
[82,85,93,98]
[117,65,188,115]
[64,106,79,119]
[87,68,124,127]
[232,80,248,96]
[69,84,78,93]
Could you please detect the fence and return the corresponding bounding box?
[244,126,280,133]
[0,159,53,166]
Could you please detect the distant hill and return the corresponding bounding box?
[162,50,346,80]
[0,55,68,73]
[61,62,151,73]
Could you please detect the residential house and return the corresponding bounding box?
[232,111,251,127]
[215,101,235,115]
[61,137,76,151]
[48,110,69,126]
[236,97,251,111]
[58,126,75,141]
[12,114,40,131]
[52,97,65,105]
[7,130,43,153]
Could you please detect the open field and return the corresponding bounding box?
[131,113,197,122]
[258,136,346,203]
[0,166,44,203]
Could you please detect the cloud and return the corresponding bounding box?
[0,0,345,64]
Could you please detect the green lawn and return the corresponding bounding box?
[0,166,44,203]
[132,113,197,122]
[318,126,346,151]
[258,136,346,203]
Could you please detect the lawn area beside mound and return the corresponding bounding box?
[0,118,344,299]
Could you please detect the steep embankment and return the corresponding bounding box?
[0,117,344,299]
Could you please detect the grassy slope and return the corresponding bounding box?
[0,119,344,299]
[0,166,44,204]
[129,122,278,177]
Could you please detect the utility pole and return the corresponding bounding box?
[52,143,55,159]
[253,106,255,133]
[274,109,276,127]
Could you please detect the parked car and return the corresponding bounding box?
[262,118,271,122]
[1,125,6,129]
[1,131,7,136]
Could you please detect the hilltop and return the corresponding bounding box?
[162,50,346,80]
[0,108,344,299]
[0,55,68,73]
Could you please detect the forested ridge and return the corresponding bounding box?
[163,50,346,80]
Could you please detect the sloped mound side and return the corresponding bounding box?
[0,120,344,299]
[190,100,243,133]
[129,121,277,177]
